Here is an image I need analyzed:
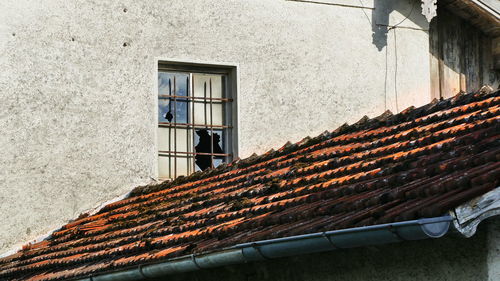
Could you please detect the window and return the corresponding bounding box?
[157,62,236,179]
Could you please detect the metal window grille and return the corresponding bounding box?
[158,70,233,179]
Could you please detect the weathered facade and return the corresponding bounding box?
[0,0,498,266]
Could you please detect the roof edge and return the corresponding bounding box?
[452,187,500,238]
[469,0,500,17]
[0,190,135,259]
[441,0,500,36]
[75,216,453,281]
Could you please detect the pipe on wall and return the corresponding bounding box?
[77,216,452,281]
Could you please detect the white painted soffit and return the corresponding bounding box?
[451,187,500,238]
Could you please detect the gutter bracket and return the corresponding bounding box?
[137,264,146,279]
[321,232,338,249]
[387,225,405,241]
[251,243,269,260]
[191,254,203,270]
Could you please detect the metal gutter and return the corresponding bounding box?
[76,216,452,281]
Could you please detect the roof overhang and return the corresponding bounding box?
[438,0,500,36]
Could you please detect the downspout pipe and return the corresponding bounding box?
[77,216,452,281]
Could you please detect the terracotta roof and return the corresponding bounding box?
[1,90,499,281]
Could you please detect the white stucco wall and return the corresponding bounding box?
[0,0,431,254]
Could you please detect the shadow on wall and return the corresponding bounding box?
[371,0,429,51]
[370,0,499,97]
[364,0,429,112]
[427,5,500,96]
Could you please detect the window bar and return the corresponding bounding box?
[185,76,190,175]
[168,78,172,179]
[159,151,230,157]
[173,76,177,179]
[204,82,208,127]
[191,74,197,173]
[221,75,228,164]
[158,95,232,102]
[159,123,231,129]
[209,78,214,169]
[203,81,208,170]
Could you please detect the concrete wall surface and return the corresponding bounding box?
[488,218,500,281]
[153,220,499,281]
[0,0,431,253]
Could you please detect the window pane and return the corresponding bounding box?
[158,127,193,153]
[211,103,223,125]
[193,101,223,125]
[158,155,191,178]
[158,156,171,178]
[175,156,191,177]
[158,99,188,123]
[213,158,224,168]
[158,72,189,96]
[192,74,223,99]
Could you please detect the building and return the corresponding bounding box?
[0,0,499,280]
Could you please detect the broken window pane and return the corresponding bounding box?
[194,129,224,152]
[194,129,224,171]
[158,99,188,123]
[158,68,231,180]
